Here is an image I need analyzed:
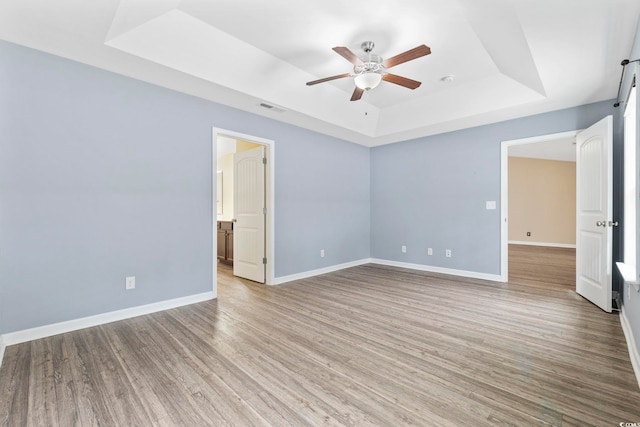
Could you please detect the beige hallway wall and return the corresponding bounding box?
[508,157,576,245]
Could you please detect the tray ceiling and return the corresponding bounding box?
[1,0,638,146]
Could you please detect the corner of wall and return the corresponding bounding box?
[273,259,372,285]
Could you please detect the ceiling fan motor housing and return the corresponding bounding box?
[354,55,384,75]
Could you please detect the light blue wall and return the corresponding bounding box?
[0,40,370,334]
[371,100,617,275]
[2,27,638,368]
[617,17,640,360]
[276,133,370,276]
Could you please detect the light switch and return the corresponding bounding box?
[486,201,496,210]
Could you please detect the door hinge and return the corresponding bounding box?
[263,207,267,215]
[262,157,267,165]
[262,257,267,265]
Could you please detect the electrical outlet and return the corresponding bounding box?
[427,248,433,256]
[445,249,452,258]
[402,245,407,253]
[125,276,135,290]
[320,249,325,258]
[527,231,531,237]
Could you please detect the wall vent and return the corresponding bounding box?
[259,102,287,113]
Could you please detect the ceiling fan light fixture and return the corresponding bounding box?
[354,72,382,91]
[306,41,431,101]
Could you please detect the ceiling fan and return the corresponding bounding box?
[306,41,431,101]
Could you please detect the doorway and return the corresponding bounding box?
[501,118,614,312]
[212,128,275,294]
[500,130,578,282]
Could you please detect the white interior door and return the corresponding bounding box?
[233,146,265,283]
[576,116,613,312]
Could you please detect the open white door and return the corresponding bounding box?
[576,116,613,312]
[233,146,265,283]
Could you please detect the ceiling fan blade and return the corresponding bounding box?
[350,87,364,101]
[382,45,431,69]
[382,74,422,89]
[306,73,351,86]
[333,46,362,65]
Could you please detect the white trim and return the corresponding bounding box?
[0,335,5,369]
[617,261,640,292]
[212,127,275,286]
[370,258,503,282]
[211,129,218,299]
[501,141,509,281]
[622,74,640,291]
[508,240,576,249]
[500,130,580,282]
[0,292,214,348]
[273,259,371,285]
[620,305,640,390]
[273,258,504,286]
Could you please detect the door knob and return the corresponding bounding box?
[596,220,606,227]
[232,218,237,223]
[608,221,619,227]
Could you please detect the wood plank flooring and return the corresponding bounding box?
[1,246,639,426]
[508,244,576,288]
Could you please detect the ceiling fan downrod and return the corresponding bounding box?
[356,41,383,76]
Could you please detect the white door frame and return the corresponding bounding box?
[500,130,579,281]
[212,127,275,292]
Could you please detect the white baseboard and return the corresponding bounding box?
[0,292,215,353]
[273,258,504,286]
[0,335,5,369]
[369,258,503,282]
[509,240,576,249]
[620,305,640,390]
[273,259,371,285]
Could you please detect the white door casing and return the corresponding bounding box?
[576,115,613,312]
[500,130,579,282]
[233,146,266,283]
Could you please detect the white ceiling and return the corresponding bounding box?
[509,136,577,162]
[0,0,638,147]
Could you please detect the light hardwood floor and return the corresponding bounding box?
[1,246,639,426]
